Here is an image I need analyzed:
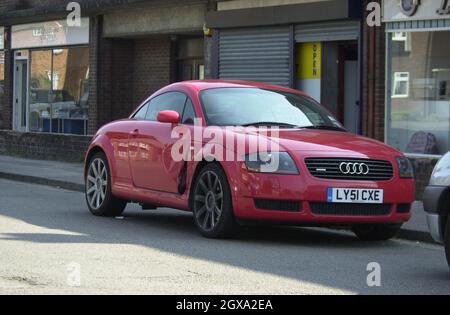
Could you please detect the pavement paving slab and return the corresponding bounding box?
[0,155,84,191]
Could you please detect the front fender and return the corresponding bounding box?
[85,134,119,181]
[188,142,242,210]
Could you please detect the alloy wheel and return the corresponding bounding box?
[86,158,108,210]
[194,171,224,232]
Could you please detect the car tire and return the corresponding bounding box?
[445,216,450,268]
[192,163,237,238]
[85,152,127,217]
[352,223,402,241]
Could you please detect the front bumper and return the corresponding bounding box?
[231,168,415,225]
[423,185,448,243]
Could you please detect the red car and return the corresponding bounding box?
[84,80,415,240]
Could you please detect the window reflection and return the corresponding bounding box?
[388,31,450,155]
[30,50,52,133]
[29,47,89,135]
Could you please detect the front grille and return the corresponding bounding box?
[255,199,302,212]
[310,203,392,216]
[305,158,394,181]
[397,204,412,214]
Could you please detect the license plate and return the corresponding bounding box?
[327,188,384,204]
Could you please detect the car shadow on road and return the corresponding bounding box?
[2,208,378,248]
[0,184,448,295]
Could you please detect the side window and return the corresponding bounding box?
[146,92,187,121]
[182,98,197,125]
[133,102,150,120]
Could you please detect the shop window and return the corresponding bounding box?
[387,31,450,155]
[29,47,89,135]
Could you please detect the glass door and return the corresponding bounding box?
[51,48,89,135]
[29,50,53,133]
[176,37,205,81]
[177,59,205,81]
[13,57,28,132]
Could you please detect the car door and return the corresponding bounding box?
[127,100,150,175]
[129,92,196,193]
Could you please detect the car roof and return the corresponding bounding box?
[167,80,307,95]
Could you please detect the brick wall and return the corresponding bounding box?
[110,39,135,120]
[1,26,13,130]
[362,0,386,142]
[373,26,386,143]
[0,0,17,13]
[0,130,91,162]
[88,15,112,135]
[89,35,174,132]
[0,0,71,11]
[132,37,174,106]
[0,0,173,12]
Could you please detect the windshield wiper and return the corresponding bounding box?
[301,125,347,132]
[241,122,300,128]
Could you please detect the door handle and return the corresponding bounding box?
[130,129,139,138]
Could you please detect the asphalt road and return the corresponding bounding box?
[0,179,449,295]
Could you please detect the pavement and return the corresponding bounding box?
[0,179,449,295]
[0,154,434,244]
[0,155,84,192]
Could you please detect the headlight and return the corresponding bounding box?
[396,157,414,179]
[245,152,299,175]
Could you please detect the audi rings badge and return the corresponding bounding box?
[339,163,370,175]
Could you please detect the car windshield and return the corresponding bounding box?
[199,88,345,130]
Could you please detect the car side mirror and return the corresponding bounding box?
[157,110,181,125]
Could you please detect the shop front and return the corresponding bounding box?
[97,2,207,122]
[207,0,363,133]
[0,0,210,162]
[384,0,450,157]
[11,18,90,135]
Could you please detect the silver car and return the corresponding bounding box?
[423,152,450,268]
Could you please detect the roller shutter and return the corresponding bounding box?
[218,26,291,87]
[295,21,360,43]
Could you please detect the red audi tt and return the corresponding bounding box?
[84,80,415,240]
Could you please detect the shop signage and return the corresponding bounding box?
[297,42,322,80]
[11,18,89,49]
[383,0,450,21]
[296,42,322,102]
